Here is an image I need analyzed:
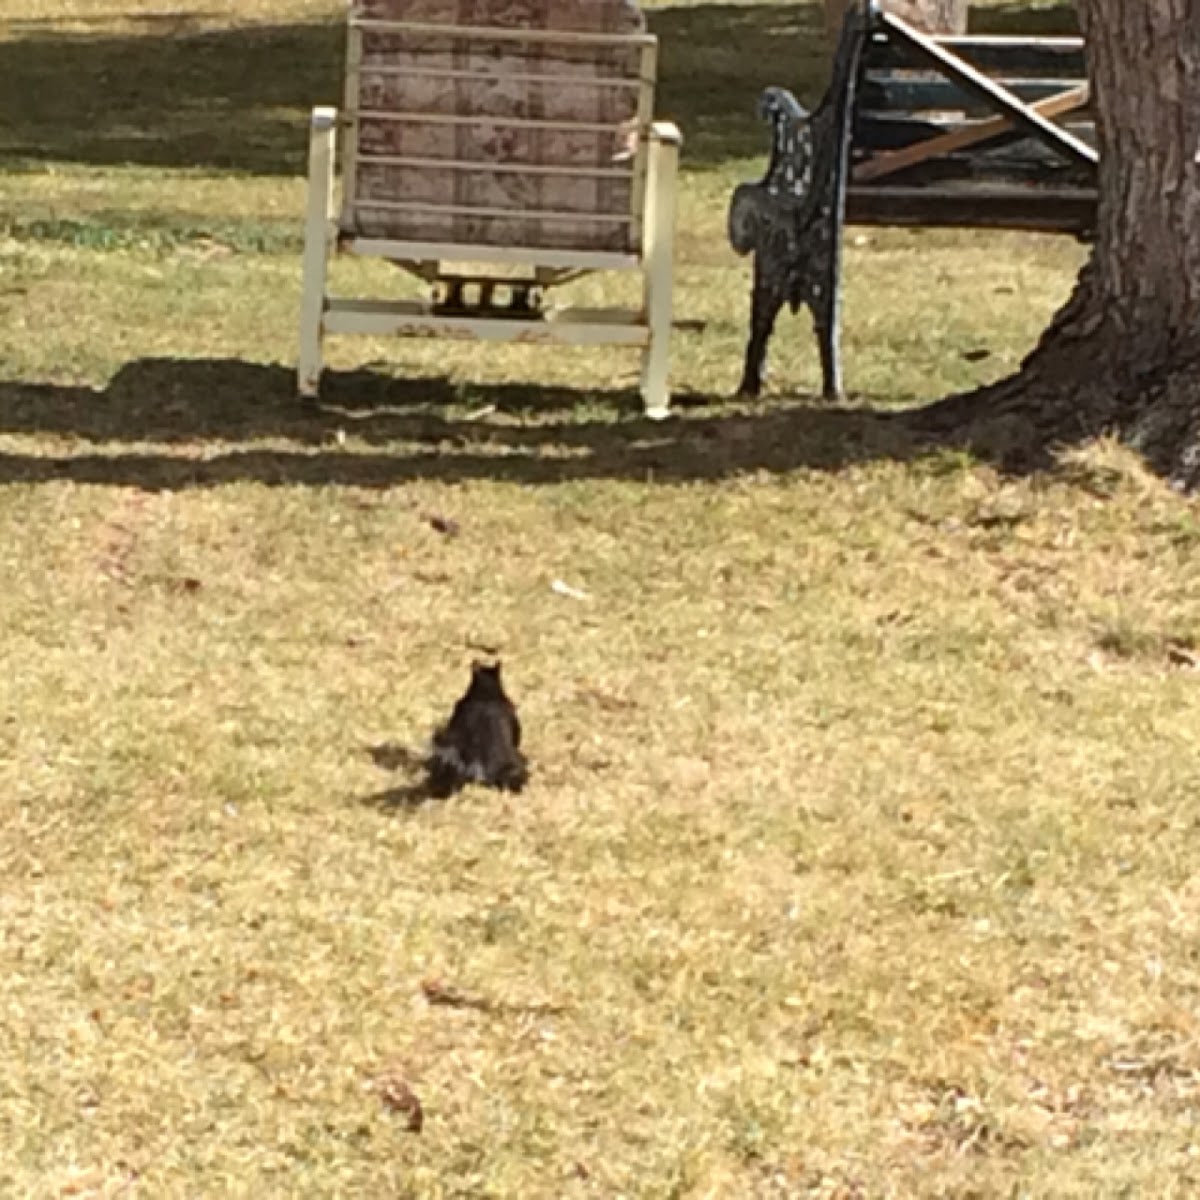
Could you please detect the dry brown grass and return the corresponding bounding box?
[4,1,1200,1197]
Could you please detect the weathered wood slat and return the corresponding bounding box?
[853,84,1089,181]
[850,155,1091,191]
[876,11,1097,167]
[845,184,1095,232]
[854,113,1098,154]
[861,75,1088,113]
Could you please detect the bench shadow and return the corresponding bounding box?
[0,357,919,490]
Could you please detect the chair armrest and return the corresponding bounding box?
[649,120,683,149]
[311,105,339,133]
[306,106,339,238]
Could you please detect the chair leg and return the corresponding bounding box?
[815,302,843,401]
[738,259,786,398]
[298,106,338,401]
[640,122,682,420]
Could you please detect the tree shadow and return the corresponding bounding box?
[0,357,919,490]
[0,4,827,176]
[0,19,344,175]
[650,2,830,167]
[0,3,1081,177]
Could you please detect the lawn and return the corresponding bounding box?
[2,1,1200,1197]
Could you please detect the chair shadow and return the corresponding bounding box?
[0,356,652,444]
[0,357,921,491]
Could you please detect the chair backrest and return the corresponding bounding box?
[341,0,657,258]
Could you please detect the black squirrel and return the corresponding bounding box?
[426,662,529,797]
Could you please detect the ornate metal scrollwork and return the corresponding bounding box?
[728,4,870,399]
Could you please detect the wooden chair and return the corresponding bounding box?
[299,0,682,417]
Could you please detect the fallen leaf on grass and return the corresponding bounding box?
[424,513,460,537]
[421,978,493,1012]
[98,558,134,585]
[420,978,569,1018]
[1166,643,1200,669]
[370,1069,424,1132]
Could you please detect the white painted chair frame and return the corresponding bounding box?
[298,19,682,418]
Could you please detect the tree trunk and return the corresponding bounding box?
[824,0,967,41]
[1065,0,1200,371]
[916,0,1200,486]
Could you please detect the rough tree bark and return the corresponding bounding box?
[917,0,1200,486]
[823,0,966,41]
